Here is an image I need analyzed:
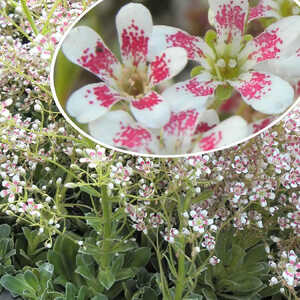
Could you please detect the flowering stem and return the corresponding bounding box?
[174,194,191,300]
[101,184,112,269]
[20,0,39,35]
[174,243,186,300]
[41,0,62,34]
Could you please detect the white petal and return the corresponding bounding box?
[229,71,294,114]
[208,0,248,43]
[130,91,171,129]
[248,0,280,22]
[61,26,120,86]
[255,51,300,81]
[194,109,220,134]
[148,47,187,86]
[249,117,275,134]
[66,83,121,123]
[148,25,215,62]
[162,109,200,154]
[116,3,152,68]
[88,111,159,153]
[193,116,250,152]
[244,16,300,65]
[162,72,220,113]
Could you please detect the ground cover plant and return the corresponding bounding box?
[0,0,299,299]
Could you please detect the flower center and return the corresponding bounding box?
[119,67,147,97]
[205,36,247,81]
[212,56,240,80]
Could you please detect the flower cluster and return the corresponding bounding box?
[58,0,300,155]
[0,0,299,299]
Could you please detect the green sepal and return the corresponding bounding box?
[191,66,204,78]
[204,29,217,49]
[215,84,234,102]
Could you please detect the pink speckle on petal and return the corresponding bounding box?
[92,85,119,107]
[121,20,149,67]
[199,131,223,151]
[296,48,300,57]
[297,81,300,96]
[215,2,246,41]
[183,78,216,97]
[163,110,199,136]
[238,72,272,101]
[252,28,283,62]
[249,2,273,21]
[253,118,272,133]
[195,122,217,134]
[113,123,152,150]
[149,53,170,84]
[78,41,119,78]
[132,92,162,111]
[166,31,204,60]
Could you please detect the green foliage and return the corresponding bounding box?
[198,229,280,299]
[0,225,16,292]
[47,234,83,287]
[0,263,61,299]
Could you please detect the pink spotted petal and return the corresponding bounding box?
[148,47,187,86]
[194,109,220,135]
[255,49,300,81]
[130,91,170,129]
[149,25,215,62]
[162,109,201,154]
[88,111,159,154]
[116,3,152,68]
[61,26,121,86]
[248,0,279,22]
[229,71,294,114]
[193,116,249,153]
[249,117,275,134]
[66,83,122,123]
[243,16,300,65]
[208,0,248,43]
[162,72,221,113]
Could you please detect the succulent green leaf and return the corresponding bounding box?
[0,224,11,238]
[127,247,151,268]
[24,270,40,291]
[0,274,35,296]
[98,269,115,290]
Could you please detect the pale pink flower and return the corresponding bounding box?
[79,145,107,168]
[0,175,23,202]
[188,209,213,233]
[282,250,300,287]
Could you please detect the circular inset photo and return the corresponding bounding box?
[51,0,300,156]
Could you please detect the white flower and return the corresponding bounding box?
[61,3,188,147]
[95,108,249,154]
[150,0,299,115]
